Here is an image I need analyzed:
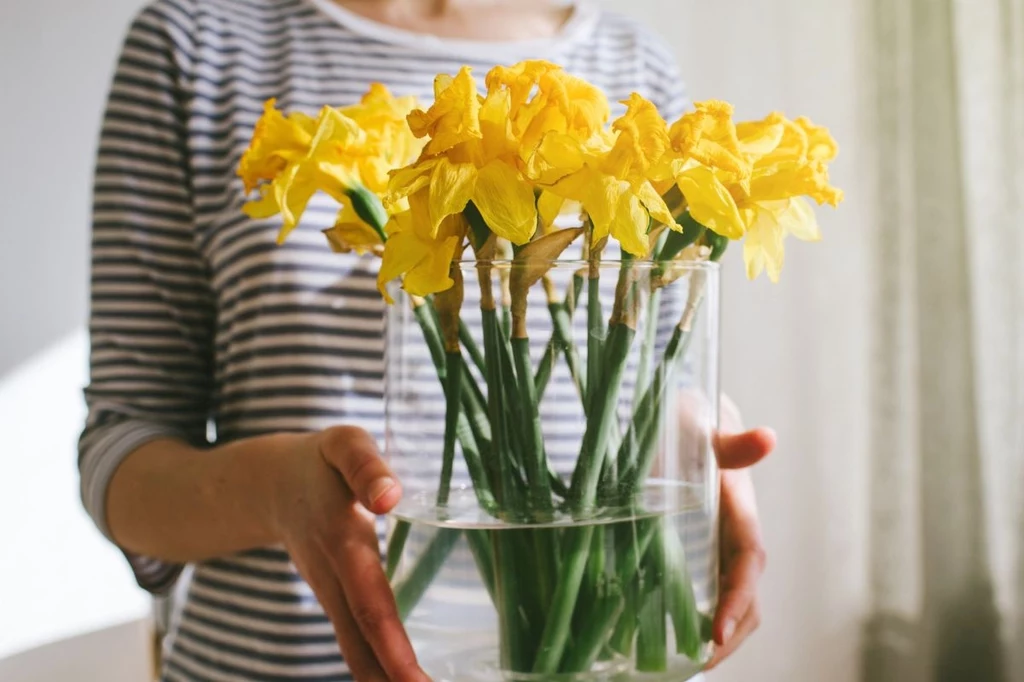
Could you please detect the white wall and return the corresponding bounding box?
[0,0,147,376]
[0,0,152,662]
[0,1,874,680]
[604,2,875,682]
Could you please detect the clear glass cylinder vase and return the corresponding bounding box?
[384,257,720,682]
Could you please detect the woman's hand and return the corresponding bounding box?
[705,396,775,670]
[270,426,429,682]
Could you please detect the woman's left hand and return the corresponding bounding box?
[705,395,775,670]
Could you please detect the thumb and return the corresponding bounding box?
[715,428,776,470]
[318,426,402,514]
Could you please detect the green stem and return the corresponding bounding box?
[568,323,636,513]
[535,273,585,399]
[635,288,662,405]
[661,526,704,659]
[512,337,554,514]
[586,270,604,413]
[394,529,462,620]
[416,301,496,510]
[346,185,389,242]
[414,304,448,381]
[459,321,486,375]
[385,520,411,581]
[482,307,520,511]
[437,351,463,507]
[466,530,498,606]
[564,518,658,668]
[636,547,668,673]
[495,531,533,671]
[559,594,625,673]
[616,325,691,491]
[609,577,638,657]
[532,525,595,673]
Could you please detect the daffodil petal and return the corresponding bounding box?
[377,229,427,302]
[429,158,476,235]
[636,181,675,227]
[242,189,281,219]
[324,221,382,255]
[537,190,566,231]
[404,235,459,296]
[274,165,318,243]
[472,161,538,245]
[776,197,821,241]
[610,192,651,257]
[677,165,745,240]
[742,205,785,282]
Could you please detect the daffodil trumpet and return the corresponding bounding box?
[240,59,841,680]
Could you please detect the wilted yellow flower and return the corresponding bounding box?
[729,114,841,281]
[741,197,821,281]
[657,102,842,280]
[322,194,385,256]
[408,67,483,157]
[377,193,466,301]
[391,67,538,245]
[240,89,425,245]
[243,105,367,242]
[487,60,610,155]
[656,101,752,240]
[528,94,674,257]
[668,101,749,179]
[238,99,317,194]
[740,114,843,208]
[338,84,423,193]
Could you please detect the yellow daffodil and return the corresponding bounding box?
[741,115,844,208]
[377,192,466,301]
[668,100,749,179]
[729,114,842,281]
[486,60,610,156]
[407,67,483,157]
[664,106,843,280]
[239,90,423,245]
[243,105,367,241]
[528,94,674,257]
[238,99,317,194]
[337,84,423,193]
[659,101,750,240]
[391,67,538,245]
[741,197,820,281]
[322,194,385,256]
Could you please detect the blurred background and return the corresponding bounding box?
[0,0,1021,680]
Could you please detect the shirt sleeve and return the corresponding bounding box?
[79,0,212,595]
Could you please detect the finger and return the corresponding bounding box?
[294,550,388,682]
[715,428,775,469]
[330,518,427,682]
[319,426,402,514]
[713,549,765,647]
[704,598,761,670]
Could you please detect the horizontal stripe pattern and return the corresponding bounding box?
[79,0,703,678]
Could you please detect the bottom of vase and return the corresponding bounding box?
[410,630,709,682]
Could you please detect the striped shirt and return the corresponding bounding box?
[79,0,699,679]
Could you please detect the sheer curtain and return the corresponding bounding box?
[865,0,1024,681]
[613,1,1024,681]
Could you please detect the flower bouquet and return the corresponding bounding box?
[241,60,841,681]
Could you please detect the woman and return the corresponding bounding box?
[80,0,773,679]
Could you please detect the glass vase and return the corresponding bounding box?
[384,257,720,682]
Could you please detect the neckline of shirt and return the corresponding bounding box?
[303,0,600,61]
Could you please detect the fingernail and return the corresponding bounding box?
[368,477,396,505]
[722,618,736,643]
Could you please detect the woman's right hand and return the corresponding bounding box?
[269,425,430,682]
